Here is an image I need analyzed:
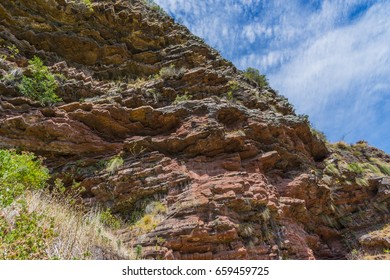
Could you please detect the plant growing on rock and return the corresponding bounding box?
[18,56,61,106]
[159,64,186,79]
[100,208,121,230]
[0,149,49,207]
[369,158,390,176]
[1,68,23,87]
[311,127,327,142]
[243,67,269,88]
[348,162,364,174]
[173,92,192,104]
[68,0,94,12]
[130,201,167,235]
[226,80,239,102]
[106,154,124,174]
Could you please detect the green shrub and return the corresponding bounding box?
[81,0,93,11]
[226,80,239,102]
[173,92,192,104]
[348,162,364,174]
[243,67,269,88]
[131,201,167,235]
[0,205,55,260]
[106,155,124,174]
[324,163,340,176]
[100,208,121,230]
[18,56,61,105]
[0,149,49,207]
[135,244,142,259]
[356,178,369,187]
[335,141,349,149]
[0,149,53,259]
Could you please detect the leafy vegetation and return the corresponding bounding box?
[0,149,51,259]
[18,56,61,105]
[0,149,49,207]
[361,163,382,175]
[243,67,269,88]
[81,0,93,11]
[324,163,340,177]
[226,80,239,102]
[348,162,364,174]
[355,177,369,187]
[100,208,121,230]
[173,92,192,104]
[0,44,20,60]
[106,154,124,174]
[0,204,55,259]
[335,141,349,149]
[0,149,132,259]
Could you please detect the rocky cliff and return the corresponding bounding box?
[0,0,389,259]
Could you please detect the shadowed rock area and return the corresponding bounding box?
[0,0,388,259]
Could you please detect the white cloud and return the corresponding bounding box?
[270,1,390,148]
[155,0,390,152]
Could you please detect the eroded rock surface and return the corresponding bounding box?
[0,0,388,259]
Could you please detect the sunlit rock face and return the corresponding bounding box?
[0,0,388,259]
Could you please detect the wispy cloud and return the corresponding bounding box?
[155,0,390,152]
[270,1,390,149]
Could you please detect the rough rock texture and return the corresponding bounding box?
[0,0,389,259]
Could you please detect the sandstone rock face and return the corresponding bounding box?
[0,0,389,259]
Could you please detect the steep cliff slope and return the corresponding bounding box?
[0,0,389,259]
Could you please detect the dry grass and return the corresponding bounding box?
[130,201,167,236]
[25,191,134,259]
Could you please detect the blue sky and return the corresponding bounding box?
[155,0,390,154]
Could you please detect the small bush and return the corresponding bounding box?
[18,56,61,105]
[0,149,49,207]
[173,92,192,104]
[131,201,167,235]
[106,155,124,174]
[0,205,55,260]
[335,141,349,149]
[100,208,121,230]
[348,162,364,174]
[81,0,93,11]
[324,163,340,177]
[226,80,239,102]
[0,149,132,259]
[243,67,269,88]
